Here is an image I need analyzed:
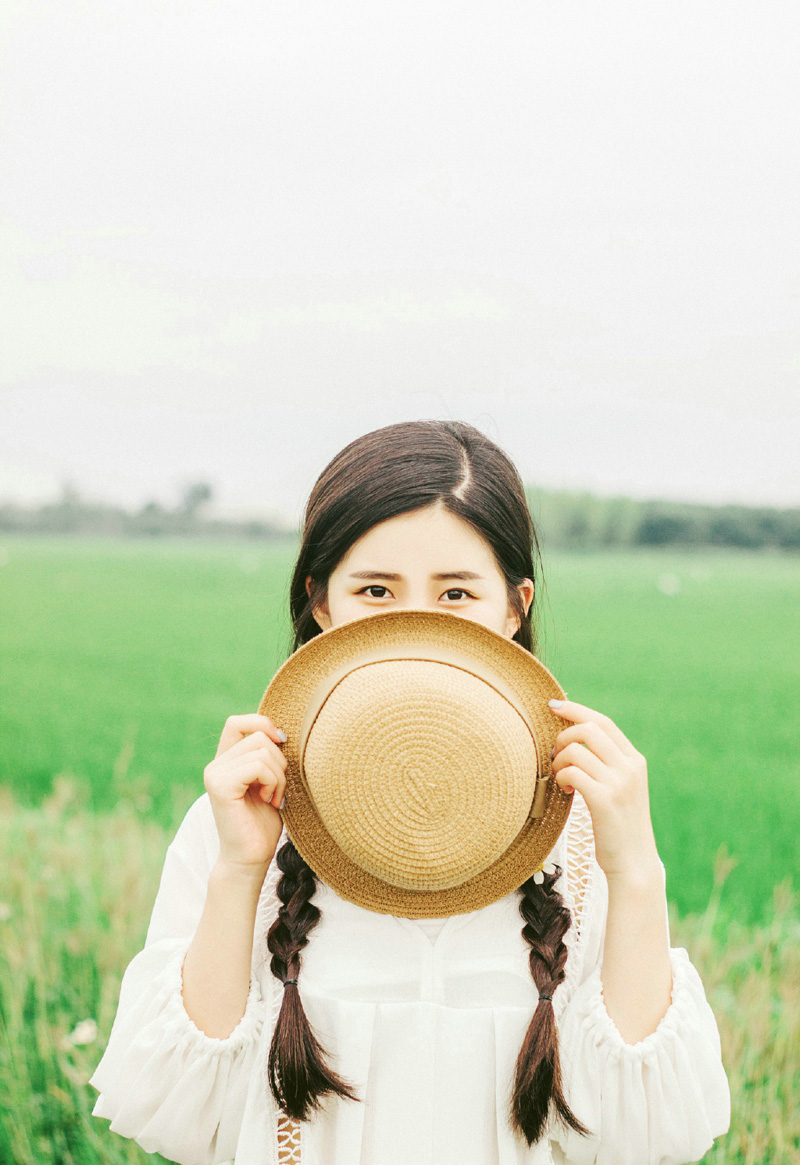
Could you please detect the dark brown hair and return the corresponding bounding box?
[265,419,592,1146]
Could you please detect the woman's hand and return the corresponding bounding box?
[204,714,289,876]
[549,698,661,883]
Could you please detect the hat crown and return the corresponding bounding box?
[304,658,540,891]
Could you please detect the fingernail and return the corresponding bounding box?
[276,728,287,743]
[279,795,285,810]
[548,699,564,708]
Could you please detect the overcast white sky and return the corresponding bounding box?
[1,0,798,525]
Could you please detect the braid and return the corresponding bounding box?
[511,864,594,1145]
[265,838,362,1120]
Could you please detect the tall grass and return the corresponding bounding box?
[0,780,796,1163]
[0,780,170,1164]
[668,850,800,1162]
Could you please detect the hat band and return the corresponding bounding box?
[297,642,549,821]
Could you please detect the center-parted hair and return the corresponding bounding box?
[265,419,593,1146]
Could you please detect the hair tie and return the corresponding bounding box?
[538,993,553,1001]
[283,978,299,988]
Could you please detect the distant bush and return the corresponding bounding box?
[637,511,701,547]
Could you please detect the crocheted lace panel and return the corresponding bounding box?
[255,793,595,1164]
[563,791,595,943]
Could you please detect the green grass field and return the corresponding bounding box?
[1,536,798,1163]
[1,535,797,923]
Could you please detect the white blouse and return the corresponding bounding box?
[90,792,731,1165]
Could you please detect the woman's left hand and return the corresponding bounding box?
[549,698,661,883]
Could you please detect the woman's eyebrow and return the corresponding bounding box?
[348,571,485,581]
[432,571,486,581]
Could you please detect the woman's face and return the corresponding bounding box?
[307,502,534,639]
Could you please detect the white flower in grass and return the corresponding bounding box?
[656,572,680,596]
[68,1019,98,1046]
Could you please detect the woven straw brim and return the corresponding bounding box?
[258,608,572,917]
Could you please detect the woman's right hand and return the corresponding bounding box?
[203,714,289,877]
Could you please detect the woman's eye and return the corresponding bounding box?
[357,586,474,601]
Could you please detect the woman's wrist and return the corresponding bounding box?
[603,847,663,893]
[212,855,272,895]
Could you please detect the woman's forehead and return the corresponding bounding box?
[339,507,498,564]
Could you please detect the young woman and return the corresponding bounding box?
[90,420,731,1165]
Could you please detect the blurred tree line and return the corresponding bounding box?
[0,480,797,550]
[0,481,295,541]
[525,487,799,551]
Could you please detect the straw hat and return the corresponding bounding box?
[258,608,573,918]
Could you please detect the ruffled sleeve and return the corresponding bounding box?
[549,858,731,1165]
[89,794,269,1165]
